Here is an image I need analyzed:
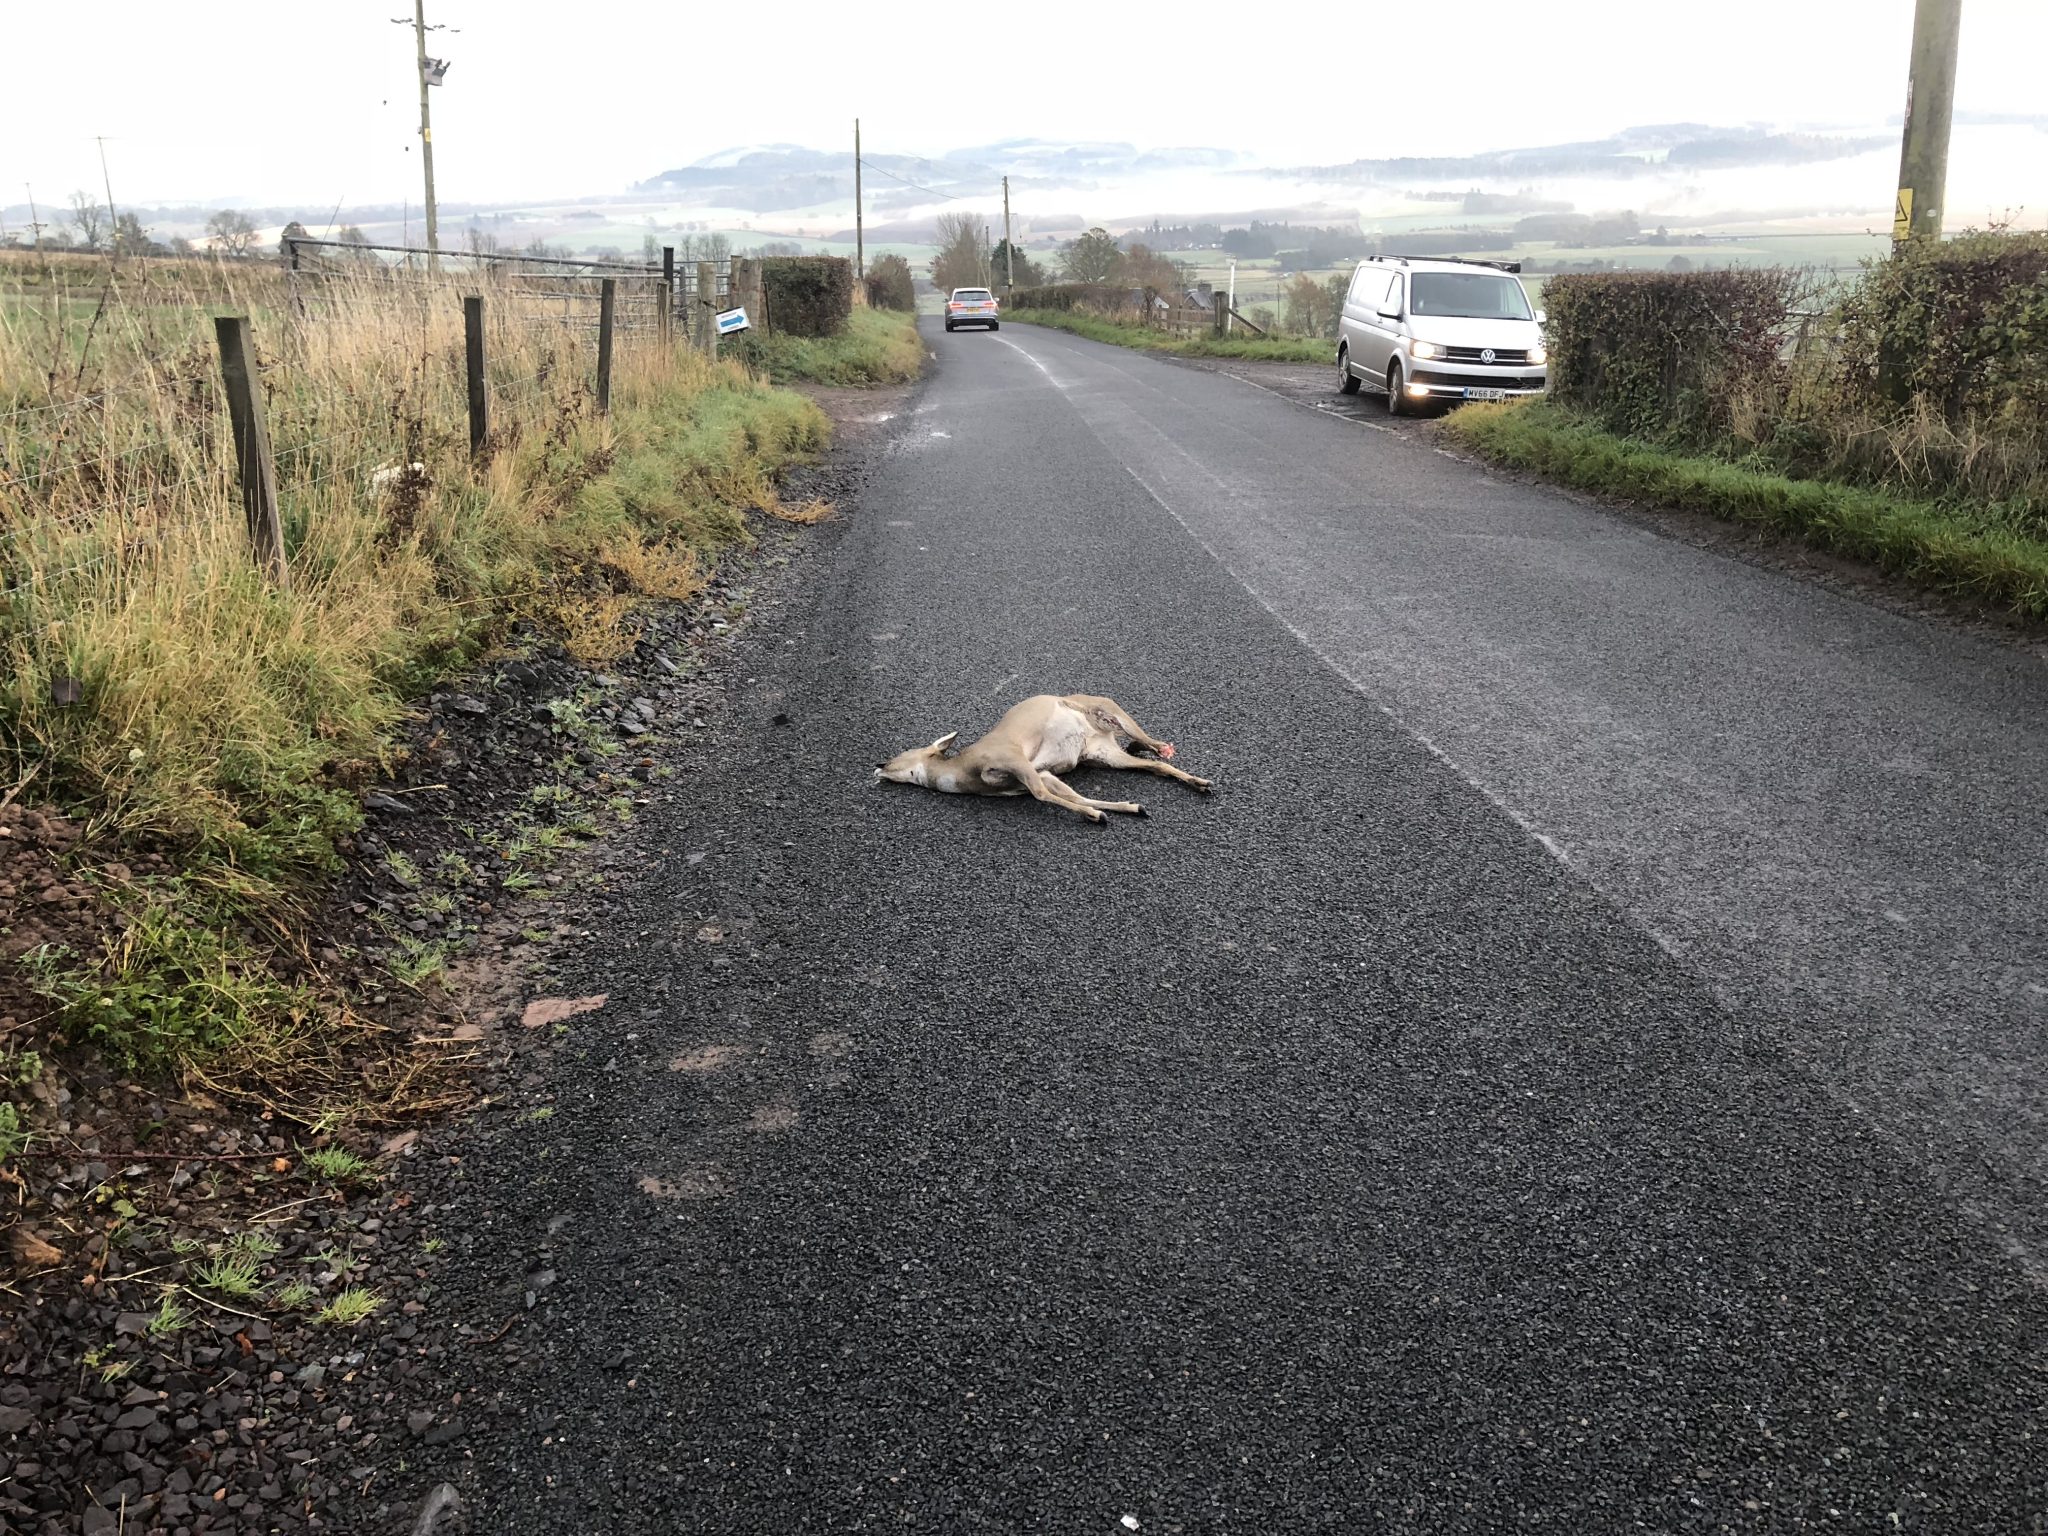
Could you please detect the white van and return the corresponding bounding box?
[1336,256,1548,415]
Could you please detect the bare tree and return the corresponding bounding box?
[1060,227,1123,284]
[67,191,109,252]
[206,209,259,258]
[930,212,991,293]
[112,212,154,258]
[1120,241,1186,295]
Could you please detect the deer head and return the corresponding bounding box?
[874,731,959,786]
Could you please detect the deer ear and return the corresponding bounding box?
[927,731,959,753]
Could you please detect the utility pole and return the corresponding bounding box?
[95,137,120,259]
[394,2,449,266]
[1892,0,1962,247]
[415,0,439,265]
[24,185,44,254]
[853,119,864,281]
[1002,175,1014,295]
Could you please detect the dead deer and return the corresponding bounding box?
[875,693,1212,823]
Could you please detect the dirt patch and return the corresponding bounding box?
[0,802,120,1035]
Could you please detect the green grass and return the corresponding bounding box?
[302,1145,371,1182]
[1443,400,2048,621]
[273,1278,319,1311]
[194,1250,265,1300]
[728,308,924,386]
[314,1285,380,1327]
[1004,309,1331,363]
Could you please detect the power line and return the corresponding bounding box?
[856,158,994,205]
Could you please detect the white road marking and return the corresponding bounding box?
[989,332,1068,388]
[1114,457,1687,966]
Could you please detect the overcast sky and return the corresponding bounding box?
[4,0,2044,213]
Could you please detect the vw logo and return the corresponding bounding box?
[1480,347,1496,364]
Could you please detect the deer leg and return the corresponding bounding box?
[1010,764,1111,824]
[1085,742,1212,792]
[1039,770,1146,817]
[1095,697,1180,761]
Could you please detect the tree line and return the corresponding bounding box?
[927,214,1197,298]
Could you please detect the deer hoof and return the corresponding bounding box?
[1133,804,1149,817]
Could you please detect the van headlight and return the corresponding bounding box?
[1528,342,1548,366]
[1410,340,1443,360]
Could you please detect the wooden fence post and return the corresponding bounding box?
[696,261,716,354]
[661,246,677,343]
[657,281,672,346]
[213,316,287,585]
[596,278,616,414]
[463,294,488,458]
[732,258,760,336]
[1213,292,1228,337]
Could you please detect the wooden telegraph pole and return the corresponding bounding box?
[406,0,442,267]
[1892,0,1962,248]
[1003,176,1014,296]
[853,119,864,282]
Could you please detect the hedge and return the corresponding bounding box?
[1833,229,2048,419]
[762,256,854,338]
[863,253,915,313]
[1543,267,1808,441]
[1003,282,1132,314]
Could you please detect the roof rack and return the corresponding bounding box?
[1366,254,1523,275]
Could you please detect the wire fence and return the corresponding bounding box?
[1,236,744,594]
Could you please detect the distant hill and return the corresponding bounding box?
[626,125,1895,224]
[632,140,1248,214]
[1296,124,1889,184]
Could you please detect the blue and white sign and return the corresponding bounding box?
[715,307,750,336]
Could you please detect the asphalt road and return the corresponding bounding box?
[393,319,2048,1532]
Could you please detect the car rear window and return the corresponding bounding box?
[955,290,993,302]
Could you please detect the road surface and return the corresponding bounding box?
[386,318,2048,1532]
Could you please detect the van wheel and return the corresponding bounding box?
[1337,350,1361,395]
[1386,360,1411,416]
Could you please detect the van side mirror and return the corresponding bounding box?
[1377,304,1401,320]
[1535,308,1547,324]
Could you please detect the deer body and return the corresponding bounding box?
[876,693,1211,823]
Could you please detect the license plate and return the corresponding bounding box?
[1464,387,1507,402]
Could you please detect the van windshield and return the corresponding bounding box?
[1409,272,1532,320]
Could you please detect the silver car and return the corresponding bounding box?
[945,287,1000,332]
[1336,256,1547,415]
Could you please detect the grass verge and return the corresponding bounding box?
[727,307,924,386]
[1442,399,2048,621]
[4,262,830,1094]
[1004,308,1332,363]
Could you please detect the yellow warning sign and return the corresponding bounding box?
[1893,187,1914,239]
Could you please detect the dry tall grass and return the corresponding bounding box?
[3,252,826,1087]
